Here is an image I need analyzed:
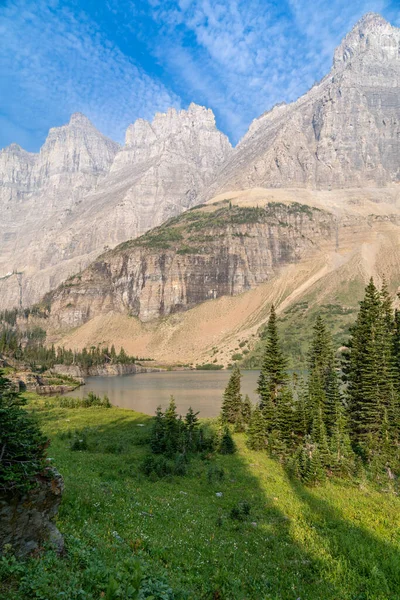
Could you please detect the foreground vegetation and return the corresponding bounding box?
[1,394,400,599]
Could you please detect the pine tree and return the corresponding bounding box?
[184,407,199,452]
[257,305,287,428]
[246,405,267,450]
[241,394,252,424]
[311,406,331,469]
[329,400,355,477]
[307,316,340,435]
[164,396,179,456]
[274,387,296,447]
[220,364,242,424]
[150,406,165,454]
[219,427,236,454]
[346,278,398,451]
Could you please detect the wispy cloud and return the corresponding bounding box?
[0,0,398,150]
[144,0,398,142]
[0,0,181,150]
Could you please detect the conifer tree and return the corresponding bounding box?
[307,316,340,435]
[345,278,398,451]
[311,406,331,468]
[220,364,242,424]
[241,394,252,424]
[257,305,287,428]
[246,405,267,450]
[219,427,236,454]
[274,387,296,447]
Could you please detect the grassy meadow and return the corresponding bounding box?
[1,396,400,599]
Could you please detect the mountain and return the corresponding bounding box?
[0,105,231,308]
[40,13,400,365]
[46,187,400,365]
[202,13,400,198]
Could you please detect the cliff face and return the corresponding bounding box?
[203,14,400,197]
[48,202,339,326]
[0,106,231,309]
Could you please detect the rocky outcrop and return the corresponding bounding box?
[48,201,341,325]
[0,469,64,556]
[50,363,160,377]
[203,13,400,198]
[0,106,231,309]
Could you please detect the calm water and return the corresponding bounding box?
[68,370,260,418]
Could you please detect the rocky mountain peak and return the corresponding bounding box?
[68,112,94,127]
[333,12,398,68]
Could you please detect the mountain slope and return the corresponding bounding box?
[0,105,231,309]
[203,13,400,198]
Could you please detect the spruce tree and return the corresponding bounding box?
[346,278,398,451]
[274,387,296,447]
[246,406,267,450]
[257,305,287,428]
[219,427,236,454]
[311,406,331,469]
[220,364,242,424]
[307,316,340,435]
[241,394,252,424]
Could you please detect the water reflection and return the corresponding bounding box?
[68,370,260,418]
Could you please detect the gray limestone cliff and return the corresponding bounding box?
[203,13,400,197]
[0,106,231,309]
[48,202,340,325]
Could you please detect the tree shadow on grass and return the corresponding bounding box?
[288,478,400,600]
[50,414,345,599]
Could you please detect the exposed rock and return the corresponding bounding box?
[47,202,341,325]
[50,362,160,377]
[0,469,64,556]
[203,13,400,198]
[0,106,231,309]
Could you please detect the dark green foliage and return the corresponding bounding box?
[344,278,399,457]
[145,400,211,478]
[241,394,252,424]
[207,464,225,483]
[220,364,242,424]
[246,406,267,450]
[257,305,287,428]
[229,500,251,521]
[0,372,48,492]
[58,392,111,409]
[219,427,236,455]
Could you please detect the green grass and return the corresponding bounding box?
[1,397,400,599]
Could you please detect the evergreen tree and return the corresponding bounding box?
[219,427,236,454]
[257,305,287,427]
[274,387,296,447]
[311,406,331,468]
[307,316,340,435]
[150,406,165,454]
[220,364,242,424]
[241,394,252,424]
[164,396,180,456]
[0,372,48,493]
[184,407,199,452]
[345,278,398,451]
[329,400,355,477]
[246,406,267,450]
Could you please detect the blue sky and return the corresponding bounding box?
[0,0,399,151]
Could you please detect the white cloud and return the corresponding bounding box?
[0,0,181,150]
[146,0,397,143]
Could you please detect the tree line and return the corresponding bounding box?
[220,279,400,484]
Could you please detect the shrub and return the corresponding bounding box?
[231,353,243,361]
[229,501,251,521]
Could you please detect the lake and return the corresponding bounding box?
[68,370,261,418]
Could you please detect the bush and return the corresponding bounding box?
[0,372,48,493]
[195,363,224,370]
[229,501,251,521]
[231,353,243,361]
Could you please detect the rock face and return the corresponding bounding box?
[50,363,160,377]
[203,13,400,198]
[0,106,231,309]
[0,469,64,556]
[48,202,340,325]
